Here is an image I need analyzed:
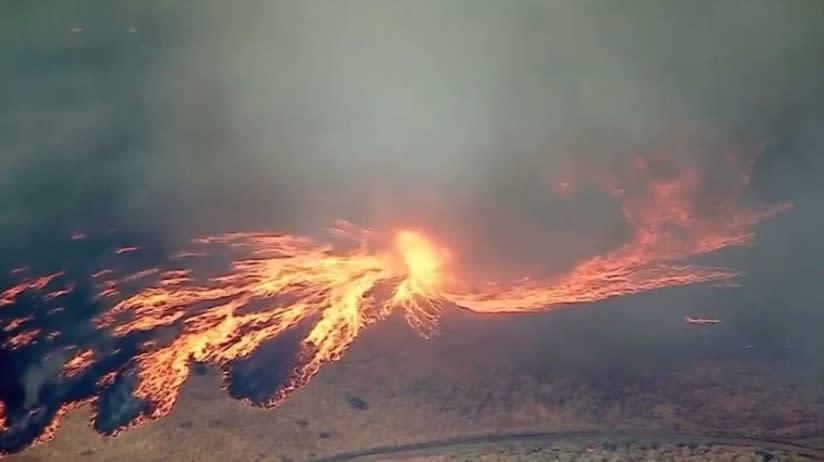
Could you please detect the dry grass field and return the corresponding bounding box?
[368,444,819,462]
[7,307,824,462]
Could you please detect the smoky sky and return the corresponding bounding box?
[2,0,824,329]
[2,0,822,235]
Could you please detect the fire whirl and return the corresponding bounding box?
[0,152,790,455]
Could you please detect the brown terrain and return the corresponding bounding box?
[7,308,824,462]
[361,444,819,462]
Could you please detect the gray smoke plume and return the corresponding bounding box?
[3,1,823,252]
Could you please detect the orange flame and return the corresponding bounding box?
[0,151,791,451]
[447,166,790,313]
[3,328,42,350]
[1,272,65,307]
[0,402,7,433]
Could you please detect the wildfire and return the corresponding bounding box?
[447,164,789,313]
[0,151,790,454]
[89,226,452,423]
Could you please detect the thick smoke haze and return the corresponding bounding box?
[3,2,823,262]
[1,0,824,412]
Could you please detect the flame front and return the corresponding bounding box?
[0,151,791,453]
[389,230,449,335]
[447,165,789,313]
[96,227,445,419]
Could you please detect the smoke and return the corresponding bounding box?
[3,1,822,239]
[21,351,67,409]
[142,0,824,279]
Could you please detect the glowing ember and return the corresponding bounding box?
[0,402,7,433]
[0,152,790,454]
[3,315,32,333]
[115,245,140,255]
[685,315,722,325]
[92,269,114,279]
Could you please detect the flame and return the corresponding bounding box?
[90,227,451,422]
[115,245,140,255]
[447,167,789,313]
[389,230,450,335]
[63,349,96,378]
[685,315,722,325]
[2,328,42,350]
[0,151,791,453]
[0,272,64,307]
[32,399,93,447]
[0,402,7,433]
